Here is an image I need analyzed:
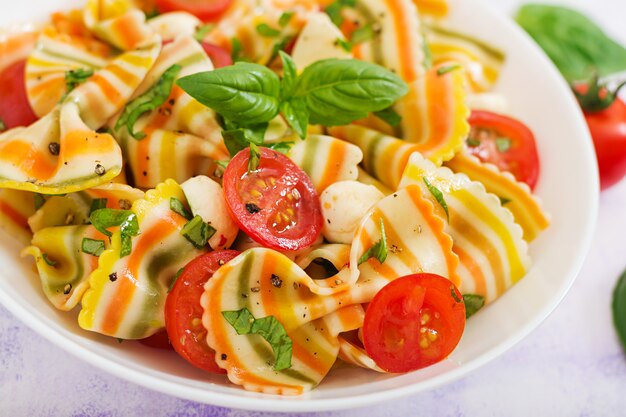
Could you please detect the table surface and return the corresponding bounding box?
[2,1,626,416]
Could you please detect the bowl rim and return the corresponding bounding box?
[0,0,599,412]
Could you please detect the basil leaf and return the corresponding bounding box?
[358,219,388,265]
[115,64,182,139]
[279,12,294,28]
[613,268,626,352]
[65,68,94,94]
[0,118,6,132]
[119,213,139,258]
[495,137,512,153]
[248,143,261,172]
[42,253,57,266]
[181,215,215,248]
[280,98,309,139]
[194,23,214,42]
[436,64,462,76]
[294,59,409,126]
[177,63,281,126]
[89,208,139,257]
[222,307,293,371]
[89,198,108,216]
[170,197,192,220]
[270,36,293,63]
[266,141,294,154]
[463,294,485,318]
[423,177,449,222]
[374,107,402,127]
[336,38,353,52]
[279,51,297,98]
[324,0,356,27]
[221,122,268,157]
[466,137,481,147]
[499,196,511,205]
[516,4,626,82]
[351,24,375,45]
[256,23,281,37]
[422,37,433,70]
[82,238,105,257]
[33,193,46,210]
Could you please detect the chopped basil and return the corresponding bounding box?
[499,196,511,205]
[423,177,449,221]
[42,253,57,266]
[495,137,512,153]
[181,215,215,248]
[231,38,246,62]
[65,68,94,94]
[463,294,485,318]
[324,0,356,27]
[466,137,481,147]
[115,64,182,140]
[436,64,462,76]
[169,197,192,220]
[89,198,108,216]
[256,23,281,37]
[33,193,46,211]
[222,307,293,371]
[82,238,105,257]
[270,36,293,63]
[89,209,139,258]
[248,142,261,172]
[278,11,294,27]
[351,24,375,45]
[336,38,353,52]
[612,268,626,352]
[374,107,402,127]
[194,23,214,42]
[422,37,433,70]
[168,267,185,293]
[450,286,462,303]
[358,219,388,265]
[221,122,268,157]
[266,141,294,154]
[0,118,5,132]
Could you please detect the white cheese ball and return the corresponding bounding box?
[321,181,384,244]
[181,175,238,250]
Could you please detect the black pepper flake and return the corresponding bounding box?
[63,283,72,295]
[142,171,147,176]
[241,293,248,298]
[221,353,227,360]
[245,203,261,214]
[169,98,176,106]
[109,272,118,282]
[48,142,60,156]
[250,286,260,292]
[327,219,331,224]
[94,164,106,176]
[270,274,282,288]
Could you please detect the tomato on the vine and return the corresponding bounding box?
[0,60,38,129]
[222,147,323,251]
[574,77,626,190]
[164,250,240,373]
[466,110,540,190]
[363,273,466,373]
[154,0,233,21]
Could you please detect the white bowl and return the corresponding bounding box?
[0,0,598,412]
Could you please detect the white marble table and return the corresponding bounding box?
[2,0,626,416]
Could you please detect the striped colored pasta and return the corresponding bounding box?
[0,189,37,245]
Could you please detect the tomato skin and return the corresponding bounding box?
[223,147,323,251]
[0,60,38,129]
[201,42,233,68]
[164,250,240,374]
[581,97,626,190]
[138,330,172,350]
[466,110,540,190]
[363,273,466,373]
[154,0,233,21]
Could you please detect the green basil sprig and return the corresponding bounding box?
[177,54,408,140]
[222,307,293,371]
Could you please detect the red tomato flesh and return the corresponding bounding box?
[466,110,540,190]
[164,250,239,374]
[222,147,323,251]
[0,60,38,129]
[363,273,466,373]
[154,0,233,21]
[201,42,233,68]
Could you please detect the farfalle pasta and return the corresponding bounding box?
[0,0,550,395]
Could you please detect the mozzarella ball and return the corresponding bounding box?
[320,181,384,244]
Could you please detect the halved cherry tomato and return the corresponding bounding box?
[223,147,323,251]
[164,250,240,373]
[201,42,232,68]
[138,330,172,350]
[466,110,540,190]
[363,273,466,373]
[0,60,38,129]
[154,0,233,22]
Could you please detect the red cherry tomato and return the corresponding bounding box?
[223,147,323,251]
[154,0,233,21]
[137,330,172,350]
[0,60,38,129]
[201,42,232,68]
[164,250,240,373]
[574,82,626,190]
[363,273,466,373]
[466,110,540,190]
